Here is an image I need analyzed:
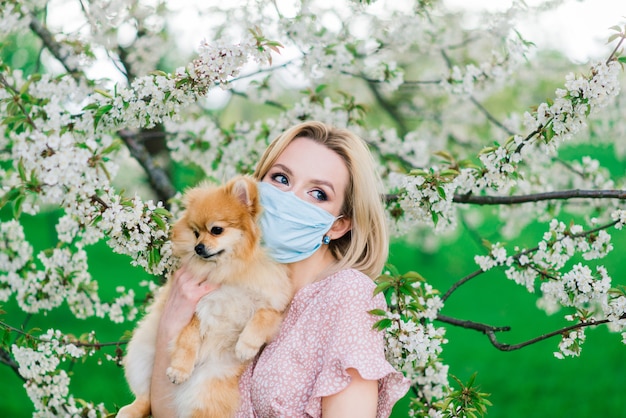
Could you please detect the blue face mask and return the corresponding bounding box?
[258,182,339,263]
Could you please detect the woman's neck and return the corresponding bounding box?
[288,247,336,294]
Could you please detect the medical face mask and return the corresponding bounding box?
[258,182,340,263]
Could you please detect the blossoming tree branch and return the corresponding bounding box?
[0,0,625,417]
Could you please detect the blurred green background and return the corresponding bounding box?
[1,2,625,416]
[2,186,625,417]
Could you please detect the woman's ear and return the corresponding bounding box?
[329,216,352,240]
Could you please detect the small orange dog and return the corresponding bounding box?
[118,176,291,418]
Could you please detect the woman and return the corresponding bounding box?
[150,121,410,417]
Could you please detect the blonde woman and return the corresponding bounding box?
[150,121,410,417]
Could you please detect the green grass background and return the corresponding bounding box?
[388,226,626,418]
[2,208,625,418]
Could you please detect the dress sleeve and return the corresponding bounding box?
[304,270,410,418]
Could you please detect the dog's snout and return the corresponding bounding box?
[195,243,206,256]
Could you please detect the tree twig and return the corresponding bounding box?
[0,320,127,349]
[437,313,623,352]
[469,95,515,136]
[453,189,626,205]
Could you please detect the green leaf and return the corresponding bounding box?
[439,169,459,177]
[369,308,388,317]
[154,207,172,218]
[373,281,393,295]
[151,214,166,230]
[607,33,621,44]
[149,247,161,268]
[372,318,392,330]
[94,88,113,98]
[431,210,439,225]
[1,327,11,349]
[384,263,400,277]
[100,140,122,155]
[402,271,425,282]
[433,150,454,162]
[0,187,21,209]
[1,115,26,127]
[17,159,27,181]
[398,284,418,298]
[149,70,169,77]
[82,102,100,111]
[13,194,25,219]
[93,104,113,130]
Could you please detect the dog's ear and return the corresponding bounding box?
[182,186,201,209]
[230,176,260,218]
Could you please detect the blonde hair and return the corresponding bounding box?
[253,121,388,279]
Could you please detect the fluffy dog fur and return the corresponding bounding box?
[117,176,291,418]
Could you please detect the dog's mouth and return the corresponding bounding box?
[194,244,224,260]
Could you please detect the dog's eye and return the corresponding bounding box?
[210,226,223,236]
[193,230,200,238]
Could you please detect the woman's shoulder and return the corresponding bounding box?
[323,268,376,291]
[316,268,384,308]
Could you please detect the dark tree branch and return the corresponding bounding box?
[118,129,176,204]
[453,189,626,205]
[27,13,179,205]
[437,313,624,352]
[386,189,626,207]
[0,347,24,381]
[365,78,409,137]
[28,17,81,79]
[437,314,510,334]
[441,270,482,302]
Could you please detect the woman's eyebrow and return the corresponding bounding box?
[272,163,336,194]
[311,179,335,194]
[272,163,292,175]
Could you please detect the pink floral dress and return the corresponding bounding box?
[235,269,410,417]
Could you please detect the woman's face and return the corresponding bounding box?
[262,137,349,218]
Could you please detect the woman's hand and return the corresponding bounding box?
[159,268,219,340]
[150,267,219,418]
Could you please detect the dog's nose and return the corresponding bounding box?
[195,243,206,256]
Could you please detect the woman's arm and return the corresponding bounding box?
[150,268,219,418]
[321,368,378,418]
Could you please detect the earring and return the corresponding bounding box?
[322,235,331,245]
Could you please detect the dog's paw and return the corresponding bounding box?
[166,366,191,384]
[235,339,261,361]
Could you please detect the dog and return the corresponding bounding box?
[117,176,292,418]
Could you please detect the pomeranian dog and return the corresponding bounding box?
[117,176,291,418]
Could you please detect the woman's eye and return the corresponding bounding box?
[210,226,223,236]
[271,173,289,185]
[310,189,327,201]
[193,230,200,238]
